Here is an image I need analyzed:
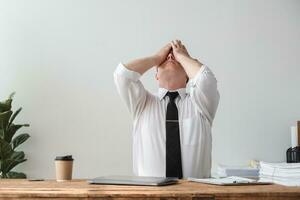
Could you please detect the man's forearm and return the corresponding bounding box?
[124,56,158,75]
[177,55,203,79]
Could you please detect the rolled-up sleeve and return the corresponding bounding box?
[188,65,220,125]
[113,63,148,119]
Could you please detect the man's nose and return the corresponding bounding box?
[167,52,175,60]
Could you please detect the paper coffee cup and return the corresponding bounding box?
[55,155,74,182]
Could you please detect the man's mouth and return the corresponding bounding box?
[167,59,176,64]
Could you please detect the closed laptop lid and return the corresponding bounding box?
[88,175,178,186]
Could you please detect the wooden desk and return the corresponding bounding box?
[0,179,300,200]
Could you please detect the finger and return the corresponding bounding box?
[171,40,178,48]
[174,40,180,47]
[177,40,183,48]
[171,41,176,49]
[182,45,189,55]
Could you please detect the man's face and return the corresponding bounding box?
[156,51,187,83]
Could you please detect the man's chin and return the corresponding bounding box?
[163,62,181,69]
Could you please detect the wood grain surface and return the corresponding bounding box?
[0,179,299,200]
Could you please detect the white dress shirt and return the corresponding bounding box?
[114,63,219,178]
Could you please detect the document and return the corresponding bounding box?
[187,176,272,186]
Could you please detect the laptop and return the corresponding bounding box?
[88,175,179,186]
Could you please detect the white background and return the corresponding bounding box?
[0,0,299,179]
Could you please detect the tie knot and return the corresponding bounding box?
[166,91,179,101]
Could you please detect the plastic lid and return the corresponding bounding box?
[55,155,74,161]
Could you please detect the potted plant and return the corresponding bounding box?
[0,92,30,178]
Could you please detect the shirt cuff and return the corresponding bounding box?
[115,62,142,81]
[187,64,207,88]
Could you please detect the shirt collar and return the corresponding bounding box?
[158,87,187,101]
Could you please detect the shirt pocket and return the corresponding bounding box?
[181,115,201,145]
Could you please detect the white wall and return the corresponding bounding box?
[0,0,299,179]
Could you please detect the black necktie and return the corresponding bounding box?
[165,91,183,179]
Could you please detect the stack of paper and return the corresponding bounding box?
[217,164,259,178]
[259,161,300,186]
[188,176,257,185]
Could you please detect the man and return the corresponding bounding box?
[114,40,219,178]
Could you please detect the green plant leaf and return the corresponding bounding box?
[1,151,26,173]
[12,134,30,150]
[0,138,13,160]
[8,107,22,127]
[0,128,4,139]
[7,171,26,179]
[0,111,13,130]
[10,151,25,160]
[8,92,15,99]
[1,158,27,173]
[0,100,12,113]
[0,93,14,113]
[5,124,29,143]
